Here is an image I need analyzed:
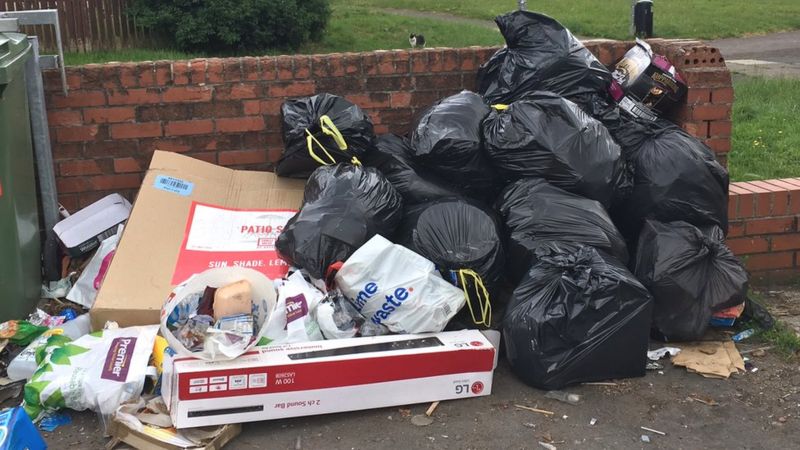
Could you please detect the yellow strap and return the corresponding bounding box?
[491,103,509,110]
[305,116,363,167]
[457,269,492,327]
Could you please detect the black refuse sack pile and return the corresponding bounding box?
[273,9,749,390]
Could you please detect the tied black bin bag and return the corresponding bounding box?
[277,93,376,178]
[477,10,612,105]
[410,91,495,198]
[503,241,653,390]
[482,92,625,207]
[634,220,749,341]
[496,178,629,284]
[396,199,504,327]
[612,118,729,237]
[363,134,461,205]
[276,164,403,279]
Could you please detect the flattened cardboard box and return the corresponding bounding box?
[163,330,496,428]
[91,151,305,330]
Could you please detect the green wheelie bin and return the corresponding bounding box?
[0,31,40,323]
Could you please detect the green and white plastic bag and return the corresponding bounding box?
[23,325,159,422]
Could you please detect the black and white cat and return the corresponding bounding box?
[409,33,426,49]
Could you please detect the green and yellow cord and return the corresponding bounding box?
[457,269,492,327]
[305,115,362,167]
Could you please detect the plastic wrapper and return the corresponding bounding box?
[482,92,625,207]
[396,199,504,327]
[316,290,365,340]
[276,164,404,279]
[277,93,376,178]
[0,321,48,346]
[66,225,120,308]
[634,220,749,341]
[477,10,611,105]
[503,241,653,390]
[611,118,729,237]
[409,91,496,198]
[364,133,461,205]
[335,235,465,333]
[162,268,277,361]
[22,325,159,424]
[263,271,325,345]
[496,178,628,283]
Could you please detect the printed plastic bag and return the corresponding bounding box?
[66,227,120,308]
[496,178,628,283]
[395,199,504,327]
[634,220,749,341]
[263,271,325,345]
[335,235,465,333]
[277,93,376,178]
[477,10,611,105]
[611,118,729,237]
[364,134,461,205]
[162,268,277,361]
[409,91,495,198]
[276,164,404,279]
[503,241,653,390]
[482,92,625,207]
[23,325,159,423]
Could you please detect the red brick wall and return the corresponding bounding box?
[43,40,797,281]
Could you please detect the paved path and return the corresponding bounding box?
[710,31,800,78]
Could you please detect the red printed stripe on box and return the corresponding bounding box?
[178,348,494,400]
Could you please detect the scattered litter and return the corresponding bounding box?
[425,401,440,417]
[732,329,756,343]
[589,418,597,426]
[641,435,651,443]
[647,347,681,360]
[411,414,434,427]
[0,407,46,450]
[539,442,557,450]
[646,362,664,370]
[523,423,536,428]
[52,193,131,257]
[398,408,412,417]
[544,390,581,405]
[688,394,719,406]
[672,341,745,379]
[514,405,555,416]
[740,346,772,355]
[640,426,666,436]
[38,412,71,432]
[561,415,568,420]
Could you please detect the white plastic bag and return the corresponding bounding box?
[66,227,121,308]
[23,325,159,423]
[335,235,465,333]
[161,267,277,361]
[263,271,324,345]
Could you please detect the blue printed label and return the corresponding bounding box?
[154,175,194,196]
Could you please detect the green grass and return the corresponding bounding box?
[730,77,800,182]
[64,48,199,66]
[756,321,800,358]
[354,0,800,40]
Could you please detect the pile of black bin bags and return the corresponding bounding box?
[273,9,749,390]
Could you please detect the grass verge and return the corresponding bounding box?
[730,77,800,182]
[755,321,800,358]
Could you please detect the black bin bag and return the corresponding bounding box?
[277,93,376,178]
[496,178,628,284]
[409,91,495,198]
[395,199,504,327]
[611,118,729,237]
[634,220,749,341]
[503,241,653,390]
[276,164,403,279]
[482,92,625,207]
[363,134,461,205]
[477,10,612,105]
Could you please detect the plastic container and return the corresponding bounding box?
[7,313,92,381]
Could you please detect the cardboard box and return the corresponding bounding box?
[107,417,241,450]
[53,193,131,257]
[91,151,305,330]
[163,330,496,428]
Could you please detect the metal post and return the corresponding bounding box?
[24,36,61,281]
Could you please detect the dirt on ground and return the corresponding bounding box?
[40,292,800,450]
